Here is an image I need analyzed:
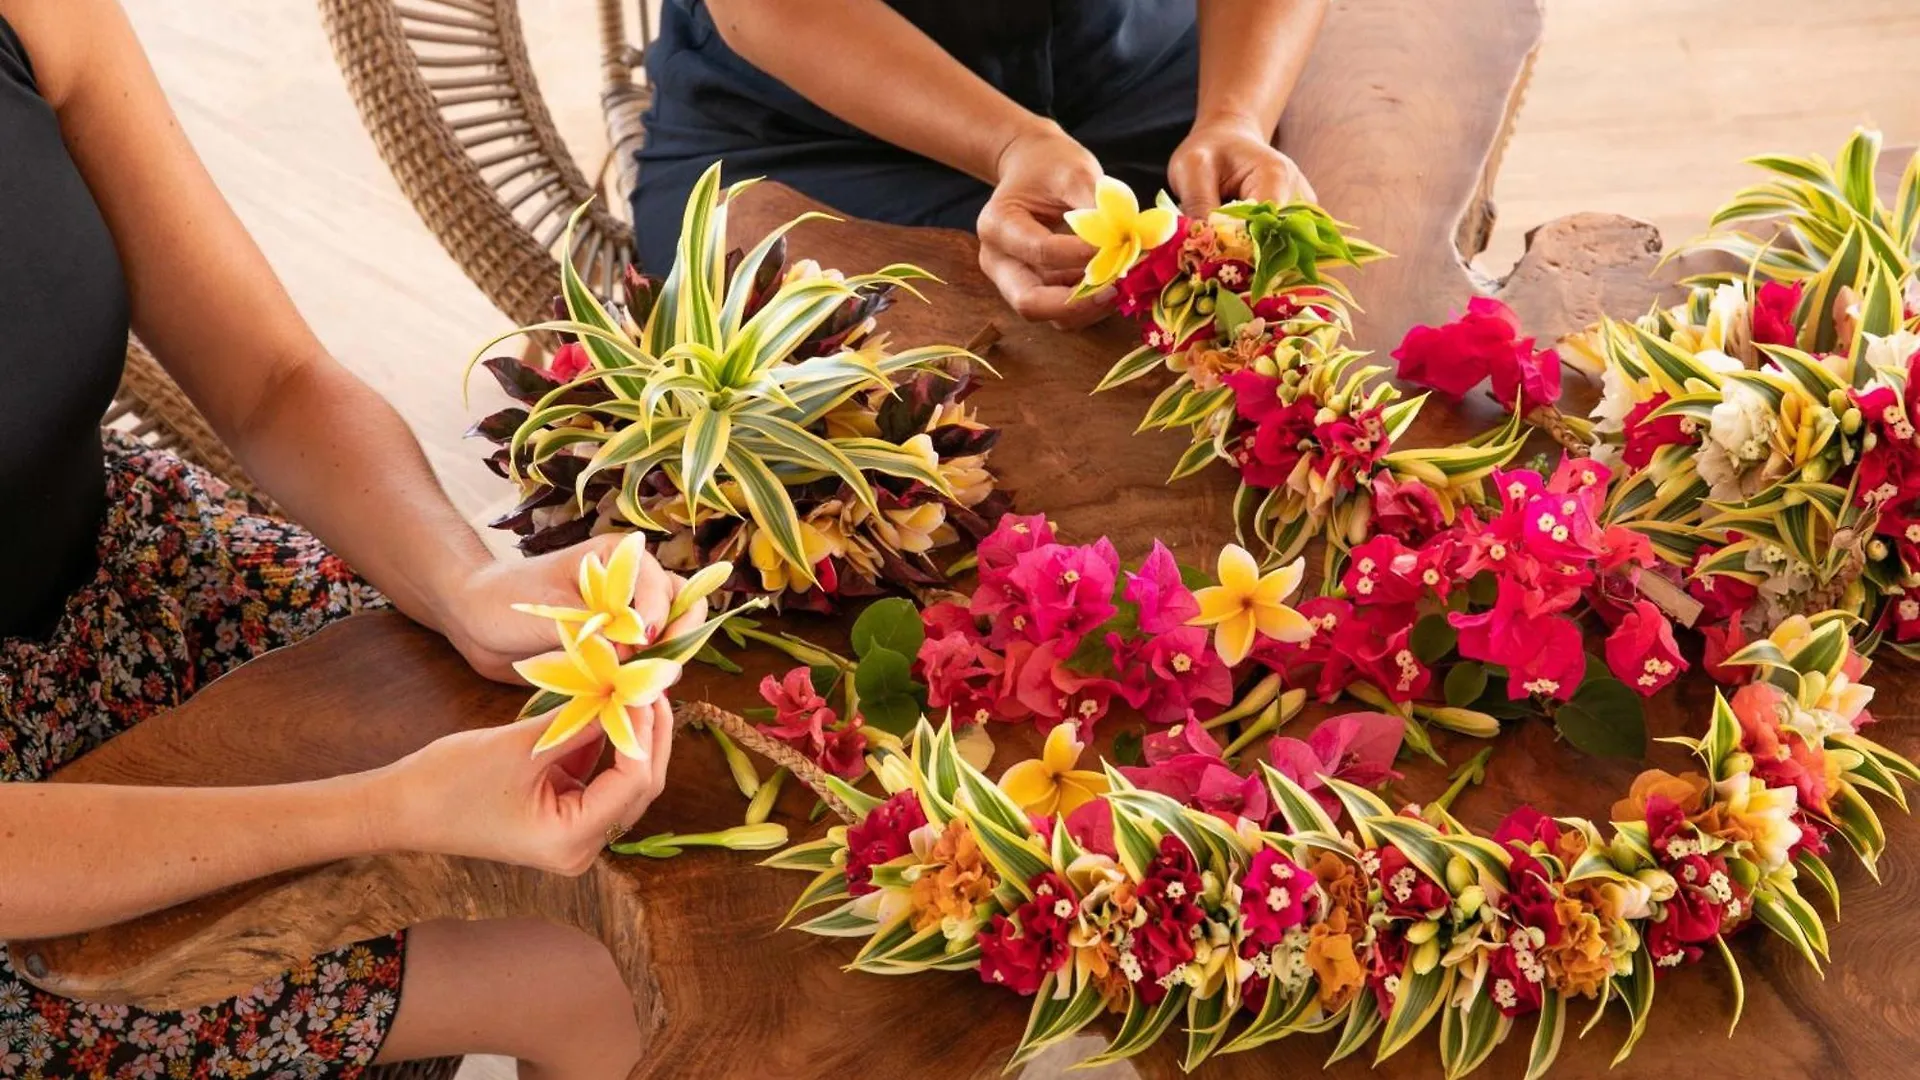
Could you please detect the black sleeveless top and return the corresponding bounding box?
[0,15,131,639]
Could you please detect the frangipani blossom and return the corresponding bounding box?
[1189,545,1313,665]
[512,531,653,644]
[998,722,1109,818]
[1066,176,1179,291]
[513,626,682,758]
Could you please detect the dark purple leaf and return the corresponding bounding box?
[518,514,595,555]
[926,423,999,458]
[466,407,529,444]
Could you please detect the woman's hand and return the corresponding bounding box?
[977,123,1108,328]
[1168,116,1316,217]
[377,705,675,876]
[440,534,679,684]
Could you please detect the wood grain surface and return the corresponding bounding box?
[18,0,1920,1076]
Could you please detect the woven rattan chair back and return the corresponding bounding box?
[320,0,657,326]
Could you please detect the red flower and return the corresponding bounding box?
[1367,474,1449,543]
[1317,407,1390,472]
[1492,806,1563,852]
[1115,625,1233,725]
[1113,228,1188,318]
[1343,535,1447,608]
[1391,297,1560,410]
[976,514,1057,580]
[1241,848,1315,947]
[548,341,590,381]
[1003,540,1121,650]
[758,667,834,744]
[1751,280,1803,347]
[1010,639,1119,731]
[1686,547,1759,623]
[1123,719,1271,824]
[1604,600,1689,696]
[1375,845,1450,918]
[976,872,1076,995]
[1133,837,1208,1001]
[918,607,1003,727]
[1620,392,1695,469]
[1451,579,1587,700]
[1699,620,1751,684]
[1124,540,1201,634]
[1486,940,1547,1016]
[844,792,926,896]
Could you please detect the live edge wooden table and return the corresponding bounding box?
[16,2,1920,1076]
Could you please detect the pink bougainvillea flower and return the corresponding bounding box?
[1367,473,1450,543]
[1125,540,1201,634]
[1122,719,1269,825]
[1240,847,1315,948]
[1699,620,1751,685]
[1317,406,1390,473]
[1343,534,1447,608]
[1604,600,1688,696]
[1005,539,1120,650]
[1488,342,1563,413]
[976,513,1057,581]
[1132,838,1208,1001]
[1061,797,1117,857]
[547,341,591,381]
[1009,639,1119,731]
[1451,579,1586,700]
[758,666,835,744]
[918,631,1003,727]
[1751,280,1803,347]
[843,791,927,896]
[1266,712,1404,813]
[1117,625,1233,725]
[1391,297,1558,409]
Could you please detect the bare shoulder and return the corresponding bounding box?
[0,0,126,108]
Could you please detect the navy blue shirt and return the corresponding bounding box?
[633,0,1199,271]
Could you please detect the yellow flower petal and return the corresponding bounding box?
[1215,612,1257,667]
[510,603,594,623]
[532,694,602,754]
[1093,175,1139,222]
[574,632,624,689]
[1065,206,1120,249]
[600,609,649,646]
[600,700,645,759]
[579,549,605,608]
[1041,722,1083,773]
[611,657,683,706]
[1057,777,1104,818]
[999,759,1059,816]
[600,532,645,614]
[1084,238,1137,288]
[1217,544,1260,596]
[513,649,597,697]
[1135,205,1179,249]
[1191,585,1241,626]
[1253,603,1315,644]
[1251,557,1306,607]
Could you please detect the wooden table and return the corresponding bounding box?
[16,0,1920,1074]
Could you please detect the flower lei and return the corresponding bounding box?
[773,605,1914,1074]
[760,135,1920,1075]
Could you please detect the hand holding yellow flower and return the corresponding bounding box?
[511,531,654,645]
[513,626,683,759]
[1065,176,1179,296]
[998,723,1109,818]
[1189,544,1313,665]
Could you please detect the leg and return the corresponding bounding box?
[375,919,641,1080]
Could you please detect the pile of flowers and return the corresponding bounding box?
[770,609,1914,1075]
[1081,183,1527,562]
[466,164,1008,612]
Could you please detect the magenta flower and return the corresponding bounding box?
[1604,599,1688,696]
[1343,534,1447,608]
[1266,711,1405,813]
[1451,581,1586,700]
[1125,540,1200,634]
[1117,625,1233,725]
[758,666,834,744]
[1368,473,1449,542]
[976,513,1057,580]
[1240,848,1315,948]
[1002,539,1120,650]
[1122,719,1270,825]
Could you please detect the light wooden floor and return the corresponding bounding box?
[113,2,1918,1077]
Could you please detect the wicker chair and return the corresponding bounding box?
[318,0,658,325]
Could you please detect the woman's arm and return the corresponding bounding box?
[702,0,1101,324]
[11,0,547,669]
[1169,0,1329,214]
[0,706,674,940]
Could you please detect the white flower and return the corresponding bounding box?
[1696,348,1745,376]
[1704,284,1750,354]
[1713,772,1801,873]
[1707,379,1778,464]
[1862,330,1920,378]
[1591,363,1640,434]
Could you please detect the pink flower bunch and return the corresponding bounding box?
[1222,370,1392,496]
[1264,711,1405,814]
[1239,847,1314,948]
[1132,836,1210,1003]
[1390,297,1563,412]
[918,518,1232,733]
[1121,719,1269,825]
[757,667,869,778]
[1642,796,1750,974]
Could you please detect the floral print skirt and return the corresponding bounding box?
[0,434,405,1079]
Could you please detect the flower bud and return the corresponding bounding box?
[1193,294,1216,316]
[1164,279,1194,307]
[1445,856,1475,893]
[1842,407,1863,435]
[1405,919,1440,945]
[874,754,915,794]
[1729,858,1761,890]
[1636,868,1678,902]
[1722,750,1755,778]
[1802,457,1831,484]
[1412,937,1442,975]
[1828,388,1851,413]
[1416,705,1502,738]
[1456,885,1486,917]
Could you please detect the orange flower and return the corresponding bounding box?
[1311,851,1369,929]
[1609,769,1710,823]
[1542,897,1612,999]
[1306,919,1365,1011]
[908,820,998,932]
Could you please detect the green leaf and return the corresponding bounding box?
[853,645,921,736]
[1213,287,1256,338]
[1608,945,1656,1067]
[1081,987,1189,1067]
[1555,677,1647,758]
[1094,344,1170,393]
[679,405,733,520]
[517,689,569,720]
[851,597,925,660]
[1325,997,1382,1065]
[1712,935,1746,1035]
[1522,990,1566,1080]
[1182,989,1234,1071]
[1410,613,1458,664]
[1444,662,1489,707]
[723,443,813,587]
[1440,990,1509,1080]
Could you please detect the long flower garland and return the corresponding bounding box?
[772,608,1915,1075]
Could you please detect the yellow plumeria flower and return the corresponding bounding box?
[747,520,838,591]
[512,531,652,645]
[513,626,682,758]
[1065,176,1179,292]
[998,723,1109,818]
[1189,545,1313,666]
